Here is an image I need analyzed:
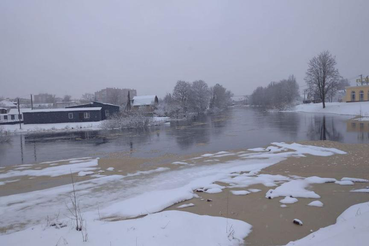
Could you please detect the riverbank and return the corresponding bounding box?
[0,141,368,245]
[0,116,169,135]
[289,101,369,116]
[168,141,369,245]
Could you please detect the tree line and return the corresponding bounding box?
[251,50,350,109]
[250,75,300,109]
[158,80,233,117]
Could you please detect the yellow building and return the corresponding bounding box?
[345,85,369,102]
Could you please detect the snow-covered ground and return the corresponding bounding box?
[1,117,170,134]
[286,201,369,246]
[289,101,369,116]
[1,121,103,134]
[0,142,368,245]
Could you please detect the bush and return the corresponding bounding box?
[0,126,10,143]
[102,112,152,130]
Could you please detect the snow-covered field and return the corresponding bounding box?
[289,101,369,116]
[0,142,368,245]
[1,117,170,134]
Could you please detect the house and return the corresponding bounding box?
[67,101,119,119]
[0,100,17,109]
[345,85,369,102]
[23,108,102,124]
[0,108,31,125]
[131,95,159,113]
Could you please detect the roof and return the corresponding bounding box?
[8,108,33,114]
[67,101,119,108]
[132,95,158,106]
[23,107,102,113]
[0,100,17,108]
[92,101,119,107]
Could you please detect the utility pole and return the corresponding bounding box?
[17,98,22,130]
[30,94,33,110]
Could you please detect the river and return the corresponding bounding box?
[1,107,368,167]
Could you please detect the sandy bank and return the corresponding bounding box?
[167,141,369,246]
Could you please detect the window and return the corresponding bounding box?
[4,115,8,120]
[68,113,73,119]
[105,109,110,118]
[11,115,15,120]
[351,91,356,101]
[360,123,364,130]
[360,90,364,101]
[84,112,90,119]
[18,114,22,120]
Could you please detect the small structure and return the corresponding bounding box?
[67,101,119,119]
[0,100,17,109]
[345,85,369,102]
[0,108,30,125]
[23,108,102,124]
[131,95,159,113]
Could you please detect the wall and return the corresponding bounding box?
[23,110,101,124]
[345,86,369,102]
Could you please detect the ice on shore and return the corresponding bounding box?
[308,201,324,207]
[231,190,250,195]
[177,203,195,209]
[286,201,369,245]
[266,176,336,200]
[0,211,252,246]
[280,196,298,204]
[0,142,353,244]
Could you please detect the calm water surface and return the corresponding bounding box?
[1,107,368,167]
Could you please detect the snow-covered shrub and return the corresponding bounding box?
[0,126,10,143]
[102,112,152,130]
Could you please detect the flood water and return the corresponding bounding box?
[1,107,368,167]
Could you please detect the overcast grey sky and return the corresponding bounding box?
[1,0,368,99]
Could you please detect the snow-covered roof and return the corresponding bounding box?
[231,96,246,102]
[132,95,158,106]
[23,107,102,113]
[0,100,17,108]
[8,108,33,114]
[92,101,119,107]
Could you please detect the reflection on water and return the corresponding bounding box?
[346,118,369,142]
[307,116,343,141]
[252,109,300,138]
[1,107,368,166]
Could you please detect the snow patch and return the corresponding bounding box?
[230,190,250,195]
[308,201,324,207]
[280,196,298,204]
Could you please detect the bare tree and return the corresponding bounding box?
[209,84,233,111]
[190,80,210,114]
[63,95,72,102]
[305,51,341,108]
[250,75,299,109]
[173,81,191,113]
[81,93,95,102]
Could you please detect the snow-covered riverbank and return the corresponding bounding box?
[0,117,169,135]
[288,102,369,116]
[1,142,368,245]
